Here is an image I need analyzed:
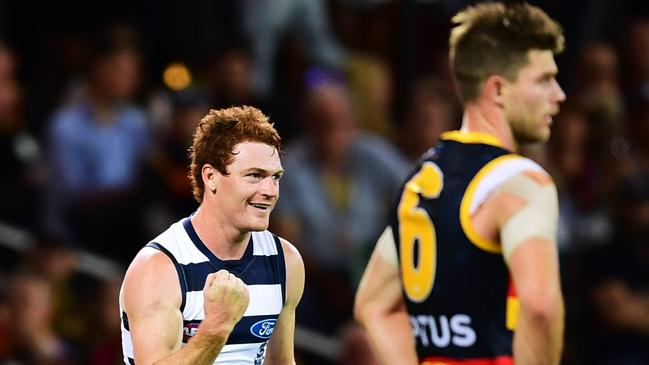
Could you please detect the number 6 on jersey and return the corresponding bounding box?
[397,161,443,303]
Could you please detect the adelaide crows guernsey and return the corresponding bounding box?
[120,217,286,365]
[389,131,546,364]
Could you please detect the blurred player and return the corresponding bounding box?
[355,2,566,364]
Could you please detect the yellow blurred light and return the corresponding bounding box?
[163,63,192,91]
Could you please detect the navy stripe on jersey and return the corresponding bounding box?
[127,357,134,365]
[183,314,279,345]
[122,216,286,364]
[172,259,284,292]
[121,311,129,331]
[272,234,286,304]
[146,241,188,312]
[183,218,254,274]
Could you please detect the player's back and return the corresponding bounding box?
[391,131,538,364]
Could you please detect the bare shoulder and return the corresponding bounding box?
[487,167,557,225]
[278,237,304,273]
[497,161,557,197]
[123,246,177,283]
[121,246,182,312]
[277,237,305,306]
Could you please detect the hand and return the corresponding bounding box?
[202,269,250,337]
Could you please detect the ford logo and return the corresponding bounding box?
[250,319,277,339]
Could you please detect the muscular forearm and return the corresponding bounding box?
[360,310,418,365]
[151,329,230,365]
[513,299,564,365]
[263,359,296,365]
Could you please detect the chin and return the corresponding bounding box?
[247,220,270,232]
[536,129,551,143]
[515,130,549,145]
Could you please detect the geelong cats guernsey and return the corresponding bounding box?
[390,131,547,365]
[121,217,286,365]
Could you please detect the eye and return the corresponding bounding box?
[272,174,283,182]
[538,74,556,85]
[246,173,264,181]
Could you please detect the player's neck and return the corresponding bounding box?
[461,102,517,152]
[191,206,251,260]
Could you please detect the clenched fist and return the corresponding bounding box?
[202,269,250,337]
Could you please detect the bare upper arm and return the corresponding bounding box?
[120,247,184,364]
[264,238,304,364]
[470,169,560,311]
[280,238,305,309]
[496,170,558,259]
[493,171,562,317]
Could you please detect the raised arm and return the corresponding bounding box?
[120,248,249,365]
[264,238,305,365]
[494,171,564,365]
[354,226,418,365]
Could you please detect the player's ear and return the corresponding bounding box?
[483,74,507,108]
[201,164,221,194]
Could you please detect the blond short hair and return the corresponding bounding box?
[449,2,564,101]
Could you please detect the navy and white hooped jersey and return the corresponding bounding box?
[120,217,286,365]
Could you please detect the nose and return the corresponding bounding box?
[552,79,566,103]
[260,176,279,198]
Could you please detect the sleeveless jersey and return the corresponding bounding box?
[389,131,546,365]
[120,217,286,365]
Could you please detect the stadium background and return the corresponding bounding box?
[0,0,648,364]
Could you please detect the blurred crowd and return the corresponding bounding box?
[0,0,648,364]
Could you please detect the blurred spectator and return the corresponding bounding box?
[4,273,79,364]
[583,170,649,365]
[200,40,305,142]
[204,42,260,110]
[625,99,649,166]
[45,26,151,262]
[574,43,622,114]
[573,43,625,156]
[345,54,393,138]
[21,31,94,140]
[623,19,649,100]
[271,76,408,341]
[142,87,209,236]
[0,40,43,230]
[85,278,123,365]
[242,0,346,97]
[544,105,620,365]
[549,105,614,253]
[1,2,649,364]
[394,77,459,164]
[18,241,81,341]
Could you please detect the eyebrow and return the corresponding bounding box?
[536,70,558,81]
[244,167,284,175]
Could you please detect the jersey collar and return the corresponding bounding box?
[440,131,504,148]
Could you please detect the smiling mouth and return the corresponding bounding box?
[249,203,271,211]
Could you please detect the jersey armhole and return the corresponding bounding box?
[145,242,188,312]
[459,155,546,254]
